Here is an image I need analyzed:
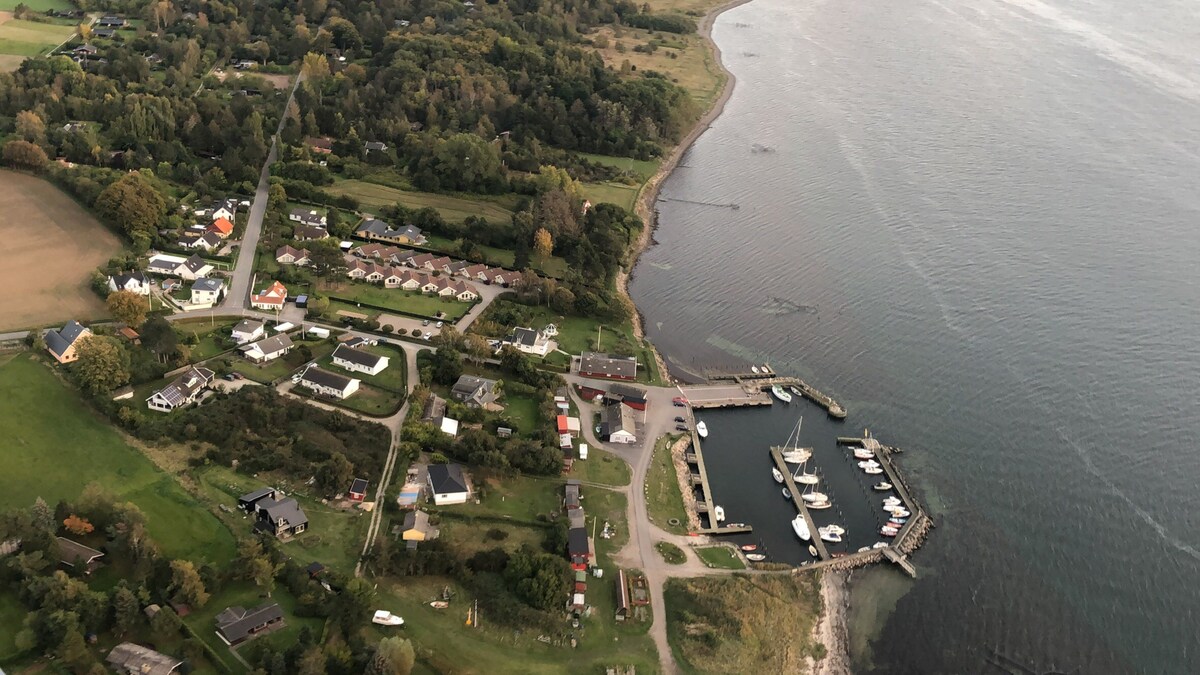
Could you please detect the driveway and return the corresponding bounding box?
[221,73,304,311]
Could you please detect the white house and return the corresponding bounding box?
[210,198,238,222]
[331,344,389,376]
[601,403,637,444]
[289,208,326,227]
[146,254,188,276]
[183,231,222,252]
[505,327,552,357]
[240,334,294,363]
[250,280,287,311]
[147,366,214,412]
[107,271,151,296]
[231,319,265,344]
[427,464,470,505]
[298,366,360,399]
[275,245,310,266]
[189,277,224,305]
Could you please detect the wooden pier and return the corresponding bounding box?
[842,431,928,576]
[682,427,755,535]
[881,547,916,578]
[770,448,829,560]
[697,525,754,535]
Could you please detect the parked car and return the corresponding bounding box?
[671,397,688,407]
[435,321,444,328]
[231,372,244,380]
[675,424,688,431]
[223,373,236,381]
[422,319,430,326]
[674,416,686,423]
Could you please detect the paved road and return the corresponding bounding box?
[221,72,305,311]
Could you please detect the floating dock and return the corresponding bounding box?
[683,426,753,537]
[770,447,829,560]
[842,432,927,577]
[705,372,847,418]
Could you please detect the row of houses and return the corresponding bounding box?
[345,262,480,301]
[564,479,594,612]
[348,243,524,286]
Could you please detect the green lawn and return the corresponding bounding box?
[693,545,746,570]
[183,581,323,673]
[328,179,516,223]
[499,391,539,434]
[575,152,660,181]
[0,19,75,60]
[0,0,76,10]
[311,381,402,417]
[0,354,236,564]
[646,434,689,534]
[572,445,631,487]
[230,340,336,384]
[580,181,640,211]
[195,466,371,575]
[439,474,562,524]
[328,283,474,321]
[0,591,24,661]
[173,317,240,361]
[656,541,686,565]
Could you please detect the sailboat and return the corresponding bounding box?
[778,417,814,463]
[794,460,820,485]
[696,421,708,438]
[807,500,832,510]
[771,385,793,403]
[771,467,784,484]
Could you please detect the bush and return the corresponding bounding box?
[486,528,509,541]
[381,324,394,333]
[396,328,407,336]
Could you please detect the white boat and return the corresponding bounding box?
[696,421,708,438]
[823,524,845,535]
[864,466,884,475]
[782,448,812,464]
[882,497,902,507]
[853,449,875,459]
[890,509,911,518]
[372,610,405,626]
[808,544,818,557]
[745,553,767,562]
[857,546,872,553]
[873,482,893,491]
[771,467,784,484]
[713,505,725,522]
[818,527,842,543]
[782,488,792,500]
[806,500,832,510]
[857,460,881,469]
[795,469,820,485]
[771,385,793,403]
[751,366,760,374]
[880,527,899,537]
[802,491,829,503]
[792,514,811,540]
[872,542,889,550]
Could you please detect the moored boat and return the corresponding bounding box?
[882,497,902,507]
[854,449,875,459]
[771,467,784,483]
[782,448,812,464]
[873,481,893,491]
[823,524,845,535]
[858,460,881,469]
[858,546,872,553]
[807,500,832,510]
[725,522,746,528]
[713,505,725,522]
[792,514,811,540]
[789,385,804,398]
[890,509,911,518]
[745,553,767,562]
[808,545,818,557]
[740,544,758,552]
[696,421,708,438]
[802,492,829,503]
[818,526,843,543]
[771,385,793,403]
[864,466,884,475]
[782,488,792,500]
[872,542,889,550]
[880,527,898,537]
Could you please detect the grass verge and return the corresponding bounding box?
[646,434,689,534]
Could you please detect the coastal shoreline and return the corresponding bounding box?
[614,0,853,670]
[617,0,755,384]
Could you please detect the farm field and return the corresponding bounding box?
[0,13,75,70]
[0,171,123,329]
[0,353,237,564]
[329,178,516,223]
[0,0,77,11]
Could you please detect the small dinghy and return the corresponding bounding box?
[429,601,449,610]
[745,553,767,562]
[808,545,818,557]
[782,488,792,500]
[740,544,758,552]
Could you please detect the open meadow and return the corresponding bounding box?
[328,178,516,223]
[0,353,236,564]
[0,11,75,71]
[0,171,123,329]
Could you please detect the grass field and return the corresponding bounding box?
[571,445,632,487]
[646,435,689,534]
[0,0,76,10]
[693,545,745,570]
[328,179,516,223]
[0,354,237,564]
[591,21,725,110]
[656,541,686,564]
[172,317,240,361]
[576,152,660,181]
[580,180,640,211]
[328,283,474,321]
[0,15,75,67]
[0,171,123,329]
[666,574,824,674]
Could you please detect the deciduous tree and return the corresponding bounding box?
[316,452,354,496]
[106,290,147,327]
[15,110,45,143]
[94,172,167,239]
[533,227,553,259]
[73,336,130,394]
[2,140,48,170]
[63,514,93,535]
[365,637,415,675]
[167,559,209,608]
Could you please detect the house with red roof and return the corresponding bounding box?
[250,280,287,311]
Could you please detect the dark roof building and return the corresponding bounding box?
[579,352,638,381]
[427,464,470,505]
[348,478,369,501]
[106,643,182,675]
[355,218,427,245]
[254,497,309,538]
[45,320,91,362]
[215,603,284,645]
[449,374,497,408]
[238,487,276,511]
[57,537,104,570]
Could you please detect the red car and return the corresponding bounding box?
[671,396,688,406]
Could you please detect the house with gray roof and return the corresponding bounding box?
[45,320,92,363]
[298,365,359,399]
[427,464,470,505]
[288,208,327,227]
[331,343,389,375]
[189,277,224,305]
[450,375,498,408]
[254,497,308,538]
[600,402,637,444]
[578,352,638,381]
[107,271,150,296]
[57,537,104,572]
[146,366,214,412]
[215,603,284,645]
[106,643,182,675]
[355,218,427,245]
[231,319,265,344]
[240,333,293,363]
[504,326,552,357]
